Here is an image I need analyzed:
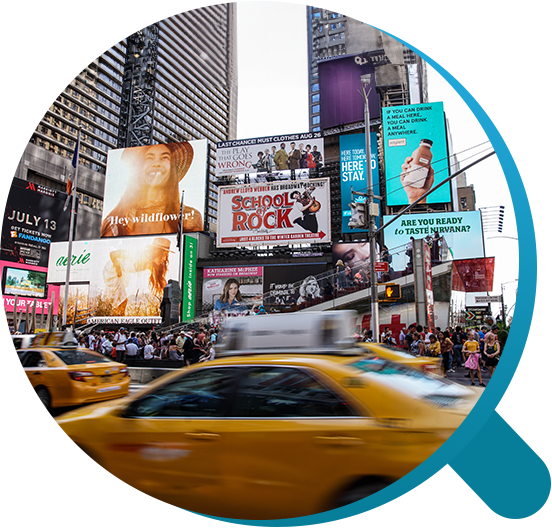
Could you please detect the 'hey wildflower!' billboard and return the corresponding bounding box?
[101,140,208,238]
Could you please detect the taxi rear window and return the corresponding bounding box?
[53,349,111,365]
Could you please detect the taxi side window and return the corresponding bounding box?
[21,352,45,368]
[123,367,239,418]
[231,367,357,418]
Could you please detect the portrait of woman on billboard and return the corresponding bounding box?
[214,278,248,314]
[100,142,203,237]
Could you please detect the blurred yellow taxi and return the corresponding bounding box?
[17,331,130,411]
[358,342,443,376]
[56,313,478,520]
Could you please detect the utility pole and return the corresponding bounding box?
[360,76,380,342]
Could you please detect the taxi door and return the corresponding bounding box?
[214,365,390,519]
[100,366,239,515]
[21,350,48,390]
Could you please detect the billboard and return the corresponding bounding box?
[452,258,495,292]
[100,140,208,237]
[2,179,73,267]
[202,266,264,323]
[383,211,484,273]
[48,235,180,323]
[216,132,324,178]
[263,263,327,311]
[382,102,451,206]
[181,235,197,322]
[332,242,379,286]
[318,52,383,130]
[339,133,380,234]
[217,178,331,247]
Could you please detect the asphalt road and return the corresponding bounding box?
[445,365,491,387]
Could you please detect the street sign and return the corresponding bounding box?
[374,262,389,273]
[475,295,502,303]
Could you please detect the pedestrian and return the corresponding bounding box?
[464,331,485,387]
[143,339,155,360]
[125,337,139,359]
[410,332,425,356]
[428,334,441,358]
[451,325,466,370]
[483,325,501,377]
[101,333,113,357]
[167,338,184,361]
[438,331,454,373]
[335,259,347,291]
[113,328,127,363]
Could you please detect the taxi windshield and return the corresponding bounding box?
[53,349,112,365]
[348,357,471,406]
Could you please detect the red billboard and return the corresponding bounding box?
[451,258,495,292]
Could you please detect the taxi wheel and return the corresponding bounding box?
[36,387,52,411]
[333,478,391,508]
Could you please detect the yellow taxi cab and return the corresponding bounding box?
[56,312,480,520]
[358,342,443,376]
[17,331,130,411]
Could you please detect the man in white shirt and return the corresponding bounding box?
[143,341,154,359]
[114,328,127,363]
[125,340,138,358]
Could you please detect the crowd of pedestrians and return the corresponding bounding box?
[355,322,502,386]
[77,325,219,366]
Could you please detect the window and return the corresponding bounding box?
[312,83,319,92]
[312,116,320,125]
[20,351,45,368]
[312,94,320,103]
[54,349,112,365]
[312,105,320,114]
[231,367,356,418]
[123,367,239,418]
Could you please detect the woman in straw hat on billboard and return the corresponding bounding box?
[101,142,203,237]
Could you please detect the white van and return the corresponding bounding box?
[11,334,36,350]
[218,310,358,356]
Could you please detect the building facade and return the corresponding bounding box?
[307,6,428,134]
[13,4,238,238]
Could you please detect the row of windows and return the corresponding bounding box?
[124,366,354,419]
[67,85,120,127]
[32,138,103,172]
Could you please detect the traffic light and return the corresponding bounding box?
[348,200,367,229]
[382,284,401,302]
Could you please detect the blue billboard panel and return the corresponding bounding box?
[340,133,380,234]
[382,102,451,206]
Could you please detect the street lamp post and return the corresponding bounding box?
[360,76,379,342]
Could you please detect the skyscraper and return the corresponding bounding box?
[306,6,428,133]
[13,4,238,238]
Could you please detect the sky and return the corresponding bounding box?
[235,2,518,316]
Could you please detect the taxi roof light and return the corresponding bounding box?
[31,331,77,349]
[217,311,359,358]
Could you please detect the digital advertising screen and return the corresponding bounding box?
[382,102,451,206]
[2,266,47,299]
[101,140,208,238]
